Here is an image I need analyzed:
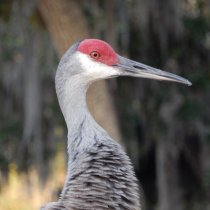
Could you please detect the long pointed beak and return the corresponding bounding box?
[114,55,192,86]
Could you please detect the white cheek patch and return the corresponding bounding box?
[76,52,120,79]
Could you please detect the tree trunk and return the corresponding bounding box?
[134,0,183,60]
[22,30,44,175]
[156,137,183,210]
[133,0,185,209]
[4,0,45,176]
[38,0,121,142]
[156,90,184,210]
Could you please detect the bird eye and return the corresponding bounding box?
[90,51,100,59]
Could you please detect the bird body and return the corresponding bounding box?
[41,39,191,210]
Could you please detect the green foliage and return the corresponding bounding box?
[0,0,13,21]
[190,71,210,90]
[0,33,24,61]
[177,99,201,120]
[0,121,22,141]
[183,15,210,40]
[207,134,210,145]
[203,169,210,188]
[29,9,46,30]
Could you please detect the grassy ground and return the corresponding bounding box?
[0,151,66,210]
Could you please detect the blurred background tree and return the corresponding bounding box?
[0,0,210,210]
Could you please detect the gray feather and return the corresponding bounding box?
[41,43,141,210]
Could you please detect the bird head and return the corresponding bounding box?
[57,39,191,86]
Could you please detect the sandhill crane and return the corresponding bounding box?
[41,39,191,210]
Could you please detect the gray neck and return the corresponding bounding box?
[57,75,89,133]
[55,70,140,210]
[56,74,105,157]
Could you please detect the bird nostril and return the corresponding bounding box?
[133,65,144,70]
